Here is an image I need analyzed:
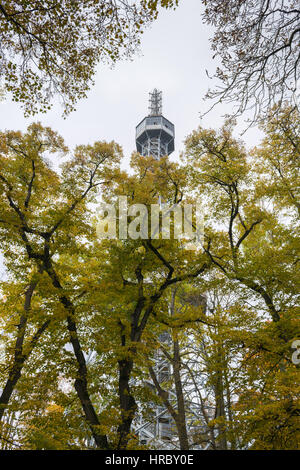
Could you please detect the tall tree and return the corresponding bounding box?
[183,110,300,448]
[0,123,121,447]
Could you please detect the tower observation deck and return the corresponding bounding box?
[136,89,175,159]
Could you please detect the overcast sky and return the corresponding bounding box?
[0,0,264,171]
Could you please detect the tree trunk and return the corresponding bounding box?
[224,368,236,449]
[117,359,137,449]
[0,279,37,421]
[214,344,227,450]
[173,337,189,450]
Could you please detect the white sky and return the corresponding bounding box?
[0,0,264,171]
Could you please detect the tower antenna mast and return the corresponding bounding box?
[148,88,162,116]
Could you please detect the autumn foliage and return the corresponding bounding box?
[0,108,299,449]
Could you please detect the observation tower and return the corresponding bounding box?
[136,89,175,159]
[134,89,175,447]
[134,91,208,449]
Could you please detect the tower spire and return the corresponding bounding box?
[148,88,162,116]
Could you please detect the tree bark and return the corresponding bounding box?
[117,358,137,450]
[173,336,189,450]
[0,279,37,421]
[214,344,227,450]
